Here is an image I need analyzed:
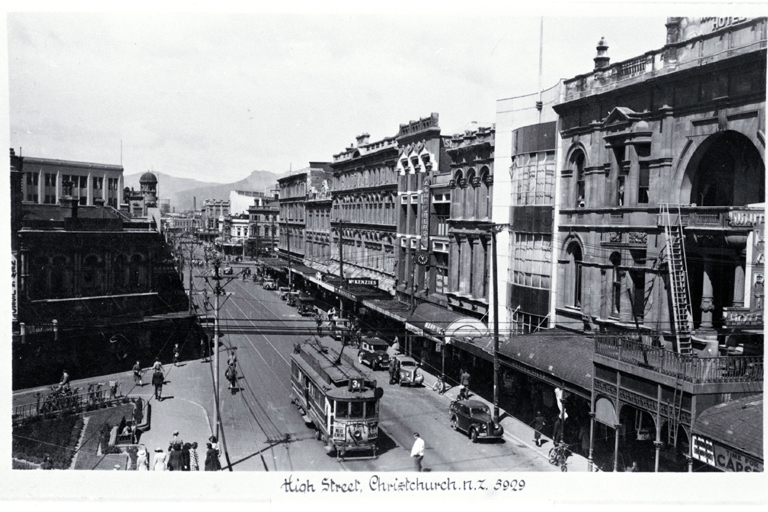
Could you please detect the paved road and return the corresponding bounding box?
[210,265,557,472]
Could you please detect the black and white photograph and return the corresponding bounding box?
[2,1,765,506]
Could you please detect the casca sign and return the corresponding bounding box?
[692,434,763,472]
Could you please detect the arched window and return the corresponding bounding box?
[465,168,477,220]
[478,166,491,219]
[566,242,583,308]
[452,170,464,219]
[571,150,586,207]
[82,254,103,295]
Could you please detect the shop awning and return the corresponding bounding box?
[289,263,320,278]
[405,302,488,344]
[692,395,763,467]
[362,299,411,323]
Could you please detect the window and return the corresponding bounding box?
[93,177,103,190]
[570,151,585,207]
[45,173,56,187]
[630,270,646,320]
[512,233,552,290]
[335,401,348,418]
[434,251,448,294]
[610,252,622,317]
[638,163,649,204]
[566,242,583,308]
[26,172,39,186]
[617,176,625,206]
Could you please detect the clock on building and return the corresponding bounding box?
[416,251,429,266]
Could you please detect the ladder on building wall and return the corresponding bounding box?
[668,377,685,447]
[661,204,693,356]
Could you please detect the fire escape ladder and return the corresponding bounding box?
[661,204,693,356]
[668,377,685,447]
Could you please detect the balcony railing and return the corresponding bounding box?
[595,335,763,384]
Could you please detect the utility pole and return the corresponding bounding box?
[213,259,222,439]
[491,224,509,423]
[338,220,344,319]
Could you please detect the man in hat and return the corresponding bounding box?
[132,361,143,387]
[152,368,164,401]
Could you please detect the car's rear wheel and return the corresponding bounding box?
[470,428,478,443]
[450,416,458,431]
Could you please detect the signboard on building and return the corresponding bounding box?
[680,17,751,41]
[751,221,764,314]
[692,434,763,472]
[348,278,378,287]
[11,254,17,324]
[420,178,430,252]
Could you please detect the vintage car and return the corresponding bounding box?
[393,355,424,387]
[332,318,353,341]
[296,296,316,316]
[222,267,233,275]
[357,337,390,370]
[262,279,278,290]
[286,291,300,307]
[449,399,504,443]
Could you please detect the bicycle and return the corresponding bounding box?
[548,441,570,472]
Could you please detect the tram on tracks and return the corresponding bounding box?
[290,339,383,460]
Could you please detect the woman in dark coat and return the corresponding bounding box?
[166,443,184,471]
[204,442,221,471]
[181,442,191,471]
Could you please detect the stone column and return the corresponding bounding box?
[87,172,93,205]
[459,237,472,295]
[449,237,460,293]
[588,411,596,472]
[56,171,62,203]
[613,423,621,472]
[733,261,746,308]
[37,170,43,203]
[699,262,715,329]
[654,441,663,473]
[471,237,482,298]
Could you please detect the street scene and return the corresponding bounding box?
[7,9,765,501]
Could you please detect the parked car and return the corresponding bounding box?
[262,279,278,290]
[222,267,233,275]
[332,318,353,341]
[449,399,504,443]
[393,355,423,386]
[357,337,390,370]
[296,296,316,316]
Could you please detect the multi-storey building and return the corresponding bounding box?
[278,163,331,270]
[331,136,399,289]
[247,192,280,258]
[550,17,764,472]
[230,190,264,216]
[495,83,562,336]
[18,154,124,207]
[201,199,230,241]
[304,172,333,270]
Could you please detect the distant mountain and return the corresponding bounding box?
[124,170,286,211]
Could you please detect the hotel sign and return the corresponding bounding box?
[692,434,763,472]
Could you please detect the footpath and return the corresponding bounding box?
[318,334,594,472]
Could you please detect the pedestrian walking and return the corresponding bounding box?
[152,448,166,471]
[152,359,163,372]
[389,357,399,385]
[390,336,400,356]
[136,447,149,471]
[459,368,471,399]
[168,430,183,450]
[226,363,238,393]
[209,435,220,456]
[532,411,546,447]
[553,416,564,445]
[204,442,221,471]
[167,443,184,471]
[57,369,71,392]
[132,361,143,387]
[190,442,200,471]
[315,314,323,335]
[410,432,425,472]
[227,350,237,367]
[152,369,164,401]
[626,461,639,472]
[173,344,180,366]
[200,332,209,361]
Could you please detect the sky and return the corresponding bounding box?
[4,4,700,183]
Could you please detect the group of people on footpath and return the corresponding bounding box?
[135,432,222,471]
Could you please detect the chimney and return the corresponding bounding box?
[593,36,610,71]
[356,133,370,147]
[62,197,78,219]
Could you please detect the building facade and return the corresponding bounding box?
[331,136,399,290]
[19,155,124,207]
[248,193,280,257]
[552,17,765,471]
